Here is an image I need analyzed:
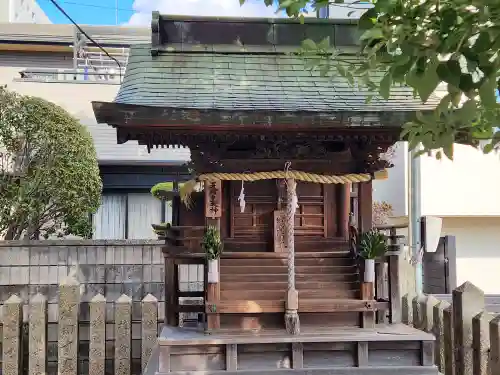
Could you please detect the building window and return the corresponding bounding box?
[92,192,172,239]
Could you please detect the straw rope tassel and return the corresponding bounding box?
[284,178,300,335]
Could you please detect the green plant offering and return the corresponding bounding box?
[358,230,388,260]
[202,225,223,261]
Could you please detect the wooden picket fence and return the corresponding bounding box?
[1,274,160,375]
[403,281,500,375]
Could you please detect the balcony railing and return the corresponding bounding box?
[17,68,124,84]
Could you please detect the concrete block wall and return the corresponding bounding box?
[0,240,205,375]
[0,240,171,322]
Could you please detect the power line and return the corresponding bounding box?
[47,0,123,82]
[43,0,134,12]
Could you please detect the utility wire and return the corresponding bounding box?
[43,0,134,12]
[47,0,123,82]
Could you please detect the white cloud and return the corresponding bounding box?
[127,0,283,25]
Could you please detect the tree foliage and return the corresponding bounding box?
[244,0,500,158]
[0,86,102,240]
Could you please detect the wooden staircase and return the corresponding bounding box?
[220,251,359,301]
[216,251,364,329]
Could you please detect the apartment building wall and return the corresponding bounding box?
[0,51,190,164]
[0,0,51,23]
[324,1,373,19]
[0,50,190,240]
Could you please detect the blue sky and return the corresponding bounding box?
[38,0,290,26]
[39,0,136,25]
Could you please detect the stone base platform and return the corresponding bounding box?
[143,324,438,375]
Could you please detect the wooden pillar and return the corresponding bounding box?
[285,178,300,335]
[205,180,222,331]
[163,252,177,326]
[338,183,351,239]
[358,181,372,233]
[358,181,373,327]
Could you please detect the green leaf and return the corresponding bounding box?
[442,143,454,160]
[436,94,452,115]
[335,64,347,77]
[317,37,330,50]
[360,27,384,41]
[483,143,494,154]
[416,59,440,102]
[478,77,497,108]
[358,7,377,30]
[239,0,245,5]
[379,71,392,100]
[458,99,477,123]
[301,39,317,51]
[319,64,330,77]
[473,31,491,53]
[437,61,461,87]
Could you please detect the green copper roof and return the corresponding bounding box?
[114,44,440,114]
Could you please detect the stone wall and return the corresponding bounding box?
[0,275,160,375]
[0,240,203,321]
[0,240,204,375]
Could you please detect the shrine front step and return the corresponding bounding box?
[151,325,438,375]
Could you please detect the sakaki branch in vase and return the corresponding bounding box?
[202,225,223,283]
[358,230,388,283]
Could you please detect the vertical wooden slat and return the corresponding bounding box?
[421,295,439,333]
[388,252,402,323]
[292,343,304,369]
[226,344,238,371]
[443,305,455,375]
[360,282,374,328]
[115,294,132,375]
[159,346,171,373]
[375,260,387,323]
[29,293,47,375]
[402,293,415,326]
[421,341,434,366]
[453,282,485,375]
[58,275,80,375]
[338,183,350,239]
[433,300,451,372]
[472,311,493,375]
[356,342,369,367]
[322,183,328,238]
[490,316,500,375]
[205,180,222,330]
[358,181,372,233]
[142,294,159,371]
[412,294,426,330]
[89,294,106,375]
[3,295,23,375]
[164,255,177,326]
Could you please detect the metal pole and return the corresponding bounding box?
[115,0,118,25]
[409,146,423,294]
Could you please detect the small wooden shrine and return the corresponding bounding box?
[93,13,439,375]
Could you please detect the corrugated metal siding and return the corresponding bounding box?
[0,51,191,164]
[0,23,150,46]
[0,51,73,69]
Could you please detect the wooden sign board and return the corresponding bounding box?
[273,210,287,253]
[204,180,222,219]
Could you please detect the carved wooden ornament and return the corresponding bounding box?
[204,180,222,218]
[273,210,287,253]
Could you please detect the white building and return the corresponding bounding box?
[0,0,51,24]
[0,22,189,240]
[373,143,500,294]
[322,3,500,294]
